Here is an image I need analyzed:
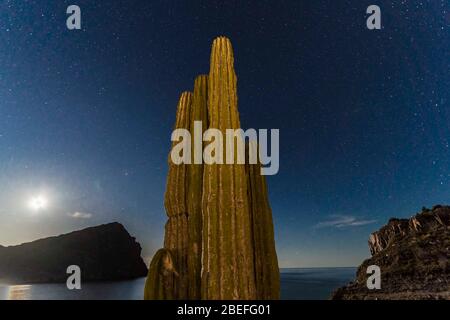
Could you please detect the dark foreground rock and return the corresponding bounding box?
[0,222,148,284]
[332,205,450,300]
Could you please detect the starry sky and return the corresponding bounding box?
[0,1,448,267]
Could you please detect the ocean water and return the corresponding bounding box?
[279,268,356,300]
[0,268,356,300]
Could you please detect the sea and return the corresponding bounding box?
[0,267,356,300]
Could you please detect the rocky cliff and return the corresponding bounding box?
[332,205,450,300]
[0,222,148,284]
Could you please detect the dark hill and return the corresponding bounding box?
[0,222,148,284]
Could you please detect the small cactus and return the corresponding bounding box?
[144,249,178,300]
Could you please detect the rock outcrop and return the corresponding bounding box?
[332,205,450,300]
[0,223,148,284]
[145,37,280,300]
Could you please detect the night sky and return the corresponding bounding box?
[0,1,448,267]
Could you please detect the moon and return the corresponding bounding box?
[29,195,48,211]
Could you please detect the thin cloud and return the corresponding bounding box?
[315,215,376,229]
[68,212,93,219]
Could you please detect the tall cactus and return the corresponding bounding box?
[187,75,208,299]
[201,37,257,299]
[145,37,279,301]
[163,91,193,299]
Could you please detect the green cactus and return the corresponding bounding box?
[145,37,279,301]
[201,36,257,299]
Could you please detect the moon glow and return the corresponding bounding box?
[29,195,48,211]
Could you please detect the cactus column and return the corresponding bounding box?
[163,91,193,299]
[187,75,208,299]
[201,37,257,299]
[246,156,280,299]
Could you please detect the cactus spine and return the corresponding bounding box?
[145,37,279,300]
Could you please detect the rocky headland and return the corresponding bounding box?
[0,222,148,284]
[333,205,450,300]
